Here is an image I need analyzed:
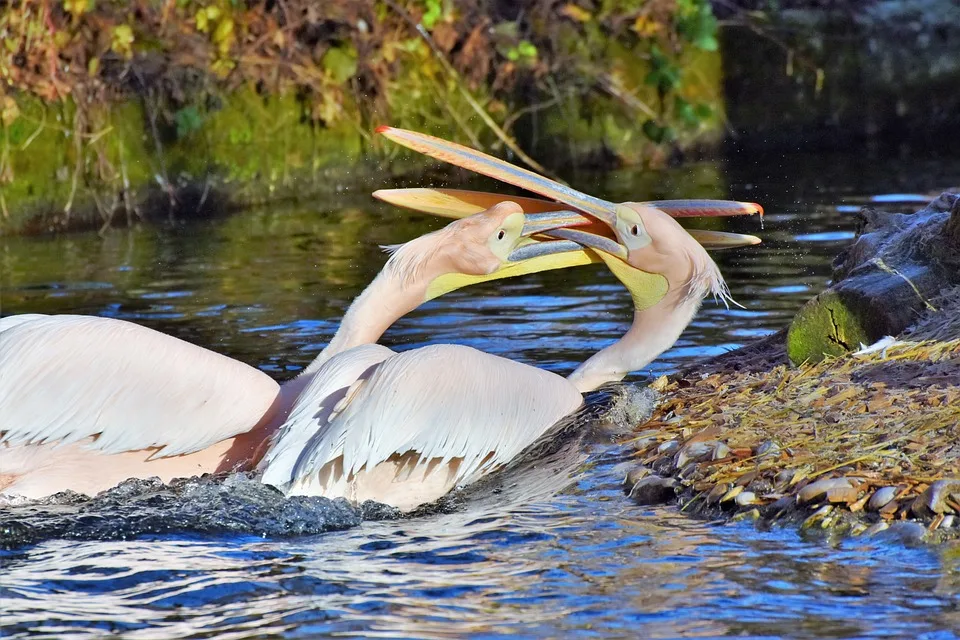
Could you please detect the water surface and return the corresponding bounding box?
[2,149,959,638]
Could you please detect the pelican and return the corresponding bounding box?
[253,128,763,510]
[0,203,600,499]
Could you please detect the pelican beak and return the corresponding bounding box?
[376,126,619,227]
[538,228,629,260]
[425,237,602,301]
[509,229,668,312]
[520,211,592,236]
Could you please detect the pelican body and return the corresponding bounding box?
[0,204,593,499]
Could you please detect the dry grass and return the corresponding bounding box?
[624,298,960,537]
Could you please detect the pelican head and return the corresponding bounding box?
[315,201,599,365]
[562,204,736,391]
[411,201,598,301]
[370,126,761,389]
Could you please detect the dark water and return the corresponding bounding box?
[2,149,960,638]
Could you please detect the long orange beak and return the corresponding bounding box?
[375,127,763,223]
[376,126,621,227]
[374,187,763,220]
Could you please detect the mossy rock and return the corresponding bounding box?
[786,290,874,365]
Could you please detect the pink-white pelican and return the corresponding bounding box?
[0,203,600,499]
[253,128,762,510]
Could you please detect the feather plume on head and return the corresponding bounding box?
[680,241,740,309]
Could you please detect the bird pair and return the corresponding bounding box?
[0,128,762,511]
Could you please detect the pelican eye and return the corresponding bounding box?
[497,229,506,240]
[630,224,640,236]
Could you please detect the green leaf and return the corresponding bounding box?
[174,106,204,138]
[694,34,719,51]
[517,40,538,58]
[675,96,698,126]
[322,45,358,84]
[694,103,714,119]
[642,119,665,143]
[421,0,442,30]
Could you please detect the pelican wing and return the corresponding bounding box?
[289,344,584,492]
[258,343,395,489]
[375,187,763,219]
[0,314,280,457]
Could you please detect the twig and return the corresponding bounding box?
[492,95,561,151]
[382,0,559,181]
[427,78,483,149]
[595,72,657,120]
[20,109,48,151]
[63,106,84,217]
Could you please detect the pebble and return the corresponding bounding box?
[623,467,650,493]
[755,440,781,460]
[629,476,678,506]
[774,469,796,488]
[632,429,661,451]
[711,442,731,460]
[735,491,758,507]
[798,477,854,504]
[657,440,680,456]
[866,486,898,511]
[801,504,833,529]
[911,479,960,517]
[731,508,760,522]
[706,483,730,505]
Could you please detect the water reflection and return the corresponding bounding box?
[2,151,960,638]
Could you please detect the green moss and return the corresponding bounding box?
[0,4,726,234]
[533,35,723,164]
[786,291,873,365]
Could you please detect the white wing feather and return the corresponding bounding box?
[258,343,394,488]
[0,314,281,456]
[290,344,584,490]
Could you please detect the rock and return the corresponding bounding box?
[628,476,678,506]
[735,491,758,507]
[826,486,861,504]
[862,522,890,537]
[675,441,714,468]
[867,486,899,512]
[787,193,960,364]
[797,477,854,504]
[658,440,680,456]
[883,521,928,545]
[706,483,730,505]
[755,440,781,461]
[623,467,651,494]
[678,462,699,480]
[911,479,960,517]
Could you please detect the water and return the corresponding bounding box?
[2,149,960,638]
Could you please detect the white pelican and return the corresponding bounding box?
[0,203,599,499]
[253,128,763,510]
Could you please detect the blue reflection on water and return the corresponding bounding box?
[2,154,960,639]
